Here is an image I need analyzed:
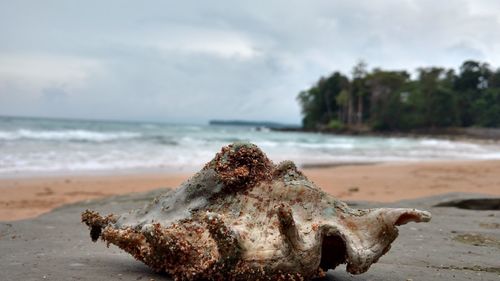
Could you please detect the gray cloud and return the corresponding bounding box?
[0,0,499,124]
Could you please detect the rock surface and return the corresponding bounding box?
[1,191,499,281]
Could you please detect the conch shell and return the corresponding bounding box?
[82,143,431,280]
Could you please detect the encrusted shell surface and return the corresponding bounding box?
[82,143,431,280]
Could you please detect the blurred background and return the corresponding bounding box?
[1,0,500,176]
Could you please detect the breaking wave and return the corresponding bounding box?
[1,116,500,174]
[0,129,141,142]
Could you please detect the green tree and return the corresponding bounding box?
[336,89,350,124]
[489,68,500,88]
[365,70,410,130]
[296,72,349,129]
[351,60,368,126]
[471,88,500,127]
[454,60,492,126]
[416,67,459,127]
[296,60,500,131]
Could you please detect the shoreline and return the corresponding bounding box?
[273,126,500,143]
[1,159,500,221]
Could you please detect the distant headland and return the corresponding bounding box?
[209,120,300,129]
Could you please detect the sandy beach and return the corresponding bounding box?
[1,160,499,221]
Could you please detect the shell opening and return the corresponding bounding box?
[395,213,421,226]
[394,210,431,226]
[319,233,347,271]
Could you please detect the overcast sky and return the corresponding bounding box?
[1,0,499,124]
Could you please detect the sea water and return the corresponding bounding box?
[1,116,500,175]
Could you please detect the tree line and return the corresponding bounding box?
[297,60,500,131]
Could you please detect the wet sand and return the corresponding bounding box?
[1,160,500,221]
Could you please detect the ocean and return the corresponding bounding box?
[1,116,500,176]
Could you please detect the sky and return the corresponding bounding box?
[0,0,499,125]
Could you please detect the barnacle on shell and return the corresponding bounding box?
[82,142,431,280]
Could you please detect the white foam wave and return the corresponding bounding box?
[0,129,141,142]
[418,139,483,150]
[2,121,500,175]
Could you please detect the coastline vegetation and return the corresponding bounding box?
[297,60,500,132]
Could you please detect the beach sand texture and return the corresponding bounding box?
[1,160,500,221]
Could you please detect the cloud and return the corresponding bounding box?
[0,54,103,91]
[136,26,261,59]
[41,86,68,102]
[0,0,499,123]
[447,41,485,61]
